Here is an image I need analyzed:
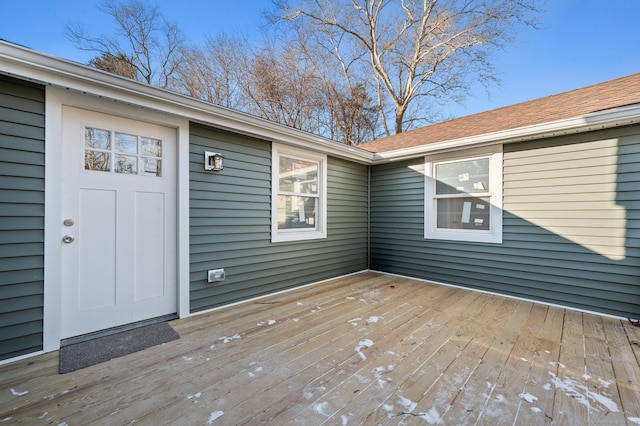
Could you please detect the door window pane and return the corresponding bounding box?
[84,151,111,171]
[142,158,162,177]
[141,137,162,157]
[85,128,111,150]
[115,132,138,154]
[115,155,138,174]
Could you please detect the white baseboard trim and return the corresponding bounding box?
[369,269,628,321]
[187,270,371,318]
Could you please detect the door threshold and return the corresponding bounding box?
[60,314,178,347]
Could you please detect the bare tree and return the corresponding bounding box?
[273,15,379,144]
[239,42,327,132]
[329,83,379,145]
[89,52,138,79]
[274,0,540,134]
[67,0,186,88]
[170,35,248,110]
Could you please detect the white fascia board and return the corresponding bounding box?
[4,41,638,166]
[0,41,374,164]
[373,103,640,163]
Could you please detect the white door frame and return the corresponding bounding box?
[43,87,191,352]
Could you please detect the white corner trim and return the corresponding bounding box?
[176,120,191,319]
[42,87,64,352]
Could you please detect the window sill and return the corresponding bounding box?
[424,228,502,244]
[271,229,327,243]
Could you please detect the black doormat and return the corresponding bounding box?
[59,322,180,374]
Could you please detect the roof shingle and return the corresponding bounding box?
[360,73,640,153]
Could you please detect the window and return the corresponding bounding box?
[272,144,327,242]
[84,127,162,177]
[425,146,502,243]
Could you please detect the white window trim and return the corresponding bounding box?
[271,143,327,243]
[424,145,503,244]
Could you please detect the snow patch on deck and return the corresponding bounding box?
[355,339,374,360]
[219,334,241,343]
[207,411,223,423]
[548,372,619,412]
[348,317,362,326]
[398,395,417,413]
[519,392,538,404]
[9,388,28,397]
[313,401,331,417]
[418,407,444,424]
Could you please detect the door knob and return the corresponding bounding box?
[62,235,75,244]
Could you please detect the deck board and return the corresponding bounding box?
[1,272,639,425]
[553,310,590,425]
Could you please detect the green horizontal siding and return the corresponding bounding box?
[370,126,640,318]
[189,123,368,312]
[0,74,45,361]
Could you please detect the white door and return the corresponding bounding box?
[60,107,177,339]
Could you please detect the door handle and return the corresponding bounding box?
[62,235,75,244]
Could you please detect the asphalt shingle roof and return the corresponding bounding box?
[360,73,640,153]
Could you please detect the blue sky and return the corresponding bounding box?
[3,0,640,119]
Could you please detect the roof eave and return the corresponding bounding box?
[0,41,374,164]
[3,41,637,166]
[372,103,640,163]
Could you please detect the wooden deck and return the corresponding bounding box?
[1,272,640,425]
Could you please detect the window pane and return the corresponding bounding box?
[277,195,317,229]
[435,158,489,195]
[142,158,162,177]
[436,197,490,230]
[115,132,138,154]
[85,128,110,150]
[141,137,162,157]
[84,150,111,171]
[115,155,138,174]
[279,157,318,194]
